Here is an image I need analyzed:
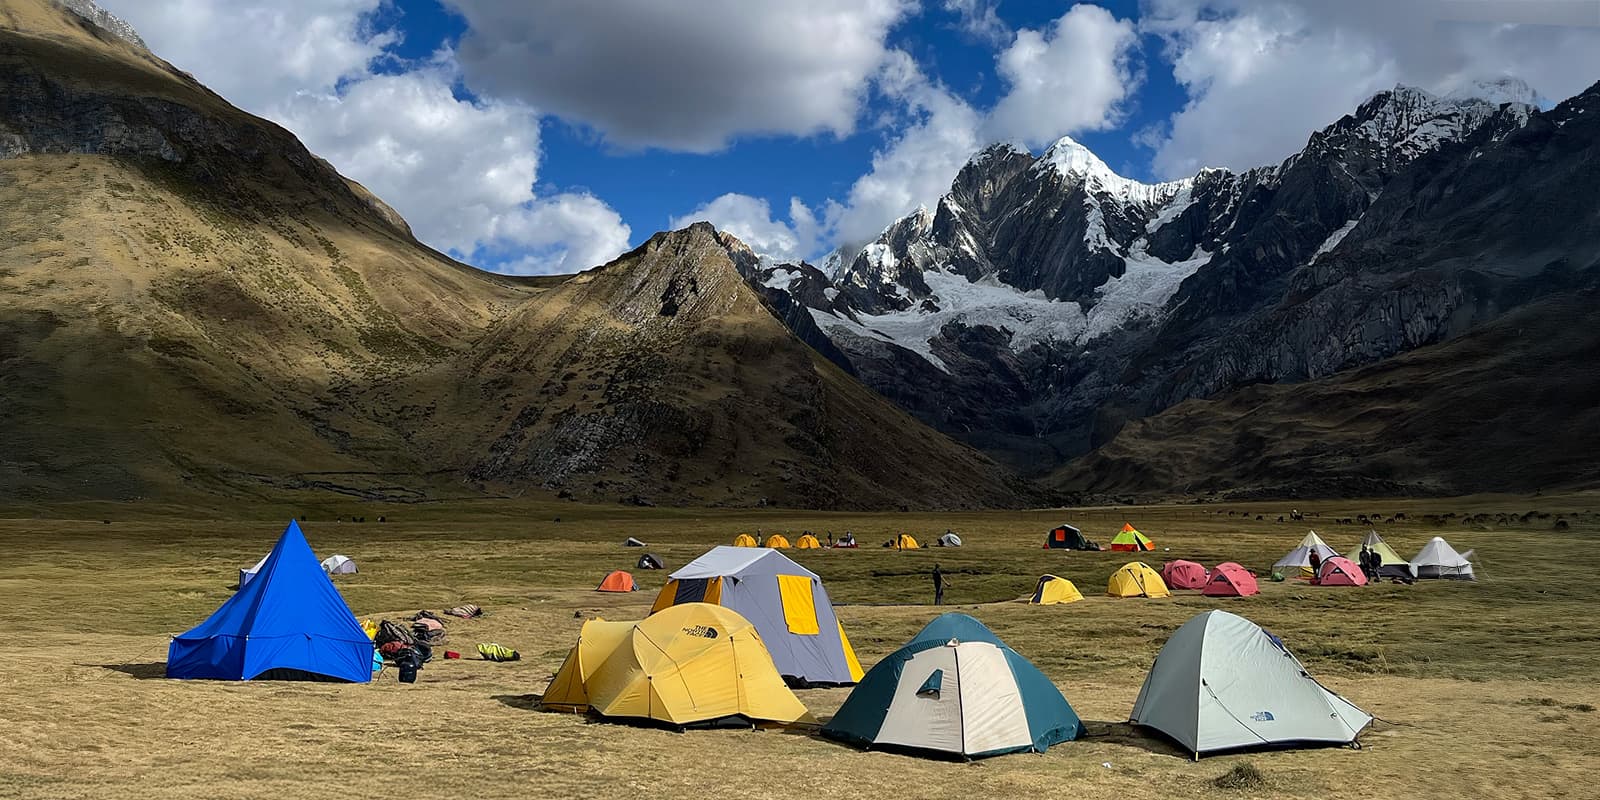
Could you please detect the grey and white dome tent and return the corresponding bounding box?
[1410,536,1475,580]
[238,553,269,588]
[1272,531,1339,575]
[321,554,357,575]
[1129,610,1371,758]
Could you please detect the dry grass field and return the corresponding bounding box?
[3,493,1598,799]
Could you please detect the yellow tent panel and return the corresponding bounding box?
[1107,562,1171,598]
[795,534,821,549]
[764,534,791,549]
[542,618,635,711]
[650,577,723,614]
[733,533,758,547]
[1030,575,1084,605]
[777,575,820,635]
[837,620,865,682]
[541,603,813,728]
[894,533,920,550]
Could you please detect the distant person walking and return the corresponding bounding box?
[1308,549,1323,584]
[1359,546,1374,581]
[932,564,949,605]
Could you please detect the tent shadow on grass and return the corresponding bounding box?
[1081,720,1190,759]
[94,662,167,679]
[493,693,543,711]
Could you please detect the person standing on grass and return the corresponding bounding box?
[932,564,949,605]
[1360,546,1374,582]
[1308,549,1323,584]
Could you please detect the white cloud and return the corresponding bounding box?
[1143,0,1600,178]
[985,4,1142,148]
[942,0,1010,46]
[670,194,823,264]
[445,0,916,153]
[99,0,630,274]
[100,1,392,112]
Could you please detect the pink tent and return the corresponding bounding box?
[1161,560,1209,590]
[1202,562,1259,597]
[1318,557,1368,587]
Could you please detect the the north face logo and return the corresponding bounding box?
[682,625,719,639]
[1251,711,1275,722]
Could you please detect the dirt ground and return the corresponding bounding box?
[3,493,1597,799]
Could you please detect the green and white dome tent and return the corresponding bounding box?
[1130,610,1371,759]
[822,613,1082,760]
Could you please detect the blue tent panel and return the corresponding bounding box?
[167,521,373,682]
[909,612,1004,647]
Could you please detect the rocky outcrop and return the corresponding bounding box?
[55,0,144,49]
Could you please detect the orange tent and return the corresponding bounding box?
[596,570,637,593]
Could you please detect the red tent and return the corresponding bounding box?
[595,570,637,592]
[1161,560,1209,590]
[1317,557,1368,587]
[1201,562,1259,597]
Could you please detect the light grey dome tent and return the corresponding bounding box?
[1130,610,1371,758]
[1410,536,1475,580]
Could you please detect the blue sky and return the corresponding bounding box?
[101,0,1600,273]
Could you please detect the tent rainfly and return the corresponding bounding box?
[822,613,1081,759]
[764,534,791,549]
[1109,524,1154,551]
[170,521,373,682]
[596,570,637,592]
[732,533,758,547]
[1410,537,1475,580]
[1108,562,1171,598]
[623,537,646,547]
[1202,562,1259,597]
[796,534,822,549]
[1045,524,1095,550]
[1130,610,1371,757]
[650,546,863,685]
[541,603,813,728]
[1347,531,1414,579]
[636,553,665,570]
[1273,531,1339,575]
[321,555,357,575]
[1030,575,1083,605]
[936,532,963,547]
[1160,560,1208,590]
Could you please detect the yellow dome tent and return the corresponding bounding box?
[795,534,821,549]
[1108,562,1171,598]
[893,533,920,550]
[732,533,758,547]
[541,603,814,728]
[764,534,791,549]
[1030,575,1084,605]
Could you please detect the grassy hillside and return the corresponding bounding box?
[0,0,1028,509]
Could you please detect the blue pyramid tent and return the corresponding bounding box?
[167,521,374,682]
[822,613,1081,759]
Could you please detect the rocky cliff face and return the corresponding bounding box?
[55,0,143,49]
[749,78,1597,482]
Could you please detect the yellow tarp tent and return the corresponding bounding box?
[795,534,821,549]
[1030,575,1083,605]
[733,533,757,547]
[893,533,919,550]
[1108,562,1170,598]
[541,603,813,728]
[765,534,791,549]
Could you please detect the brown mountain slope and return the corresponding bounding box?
[0,0,1027,508]
[1052,290,1600,499]
[397,224,1035,509]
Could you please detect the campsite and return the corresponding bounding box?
[3,494,1598,799]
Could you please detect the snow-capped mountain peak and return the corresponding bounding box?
[1036,134,1191,208]
[1445,76,1543,108]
